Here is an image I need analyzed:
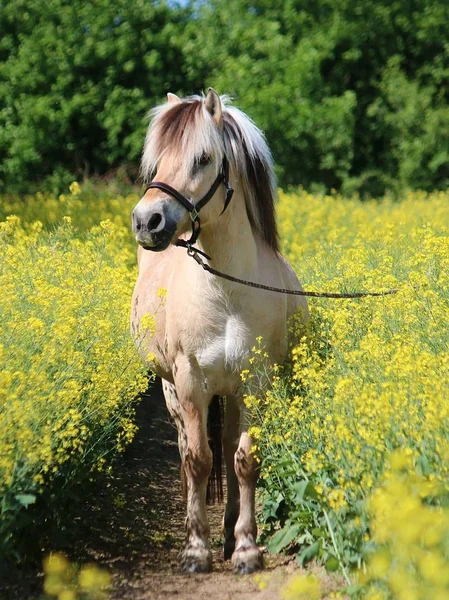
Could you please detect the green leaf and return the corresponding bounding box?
[267,523,301,554]
[417,454,431,477]
[292,480,318,502]
[15,494,36,507]
[262,494,284,520]
[296,540,321,566]
[325,556,340,571]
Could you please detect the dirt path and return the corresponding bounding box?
[2,380,343,600]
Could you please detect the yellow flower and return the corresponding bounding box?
[78,564,111,592]
[69,181,81,195]
[281,574,321,600]
[253,573,271,591]
[59,591,77,600]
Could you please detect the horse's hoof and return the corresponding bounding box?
[231,546,264,574]
[181,545,212,573]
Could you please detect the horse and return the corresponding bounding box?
[130,89,309,574]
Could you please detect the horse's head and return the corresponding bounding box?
[132,89,230,251]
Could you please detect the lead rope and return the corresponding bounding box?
[185,246,399,299]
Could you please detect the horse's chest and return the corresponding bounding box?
[196,315,251,374]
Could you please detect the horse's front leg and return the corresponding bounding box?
[231,405,264,574]
[162,380,213,573]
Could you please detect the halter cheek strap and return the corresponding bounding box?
[144,156,234,248]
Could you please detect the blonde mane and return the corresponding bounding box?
[140,95,279,252]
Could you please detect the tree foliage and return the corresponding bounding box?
[188,0,449,195]
[0,0,199,192]
[1,0,449,195]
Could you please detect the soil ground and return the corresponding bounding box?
[1,380,345,600]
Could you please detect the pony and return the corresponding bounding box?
[130,89,309,574]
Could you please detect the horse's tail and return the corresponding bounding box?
[206,395,224,504]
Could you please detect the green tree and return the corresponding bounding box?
[186,0,449,195]
[0,0,199,192]
[2,0,449,195]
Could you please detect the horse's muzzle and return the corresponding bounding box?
[132,199,179,251]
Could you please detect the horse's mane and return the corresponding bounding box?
[141,95,279,252]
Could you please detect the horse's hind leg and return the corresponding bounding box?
[231,405,263,574]
[222,396,240,559]
[162,379,213,573]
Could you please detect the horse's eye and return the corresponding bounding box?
[198,153,211,167]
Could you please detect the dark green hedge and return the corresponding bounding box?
[0,0,199,192]
[1,0,449,195]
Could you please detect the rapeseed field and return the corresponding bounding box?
[0,189,148,555]
[1,186,448,598]
[247,190,449,598]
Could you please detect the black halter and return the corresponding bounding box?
[145,156,234,249]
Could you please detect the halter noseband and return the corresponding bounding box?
[144,156,234,249]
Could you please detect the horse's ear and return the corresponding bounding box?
[167,92,182,105]
[205,88,222,126]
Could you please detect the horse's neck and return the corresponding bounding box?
[197,188,258,278]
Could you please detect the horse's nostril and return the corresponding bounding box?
[148,213,162,231]
[136,222,141,231]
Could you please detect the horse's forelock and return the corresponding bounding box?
[141,95,279,252]
[141,98,223,181]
